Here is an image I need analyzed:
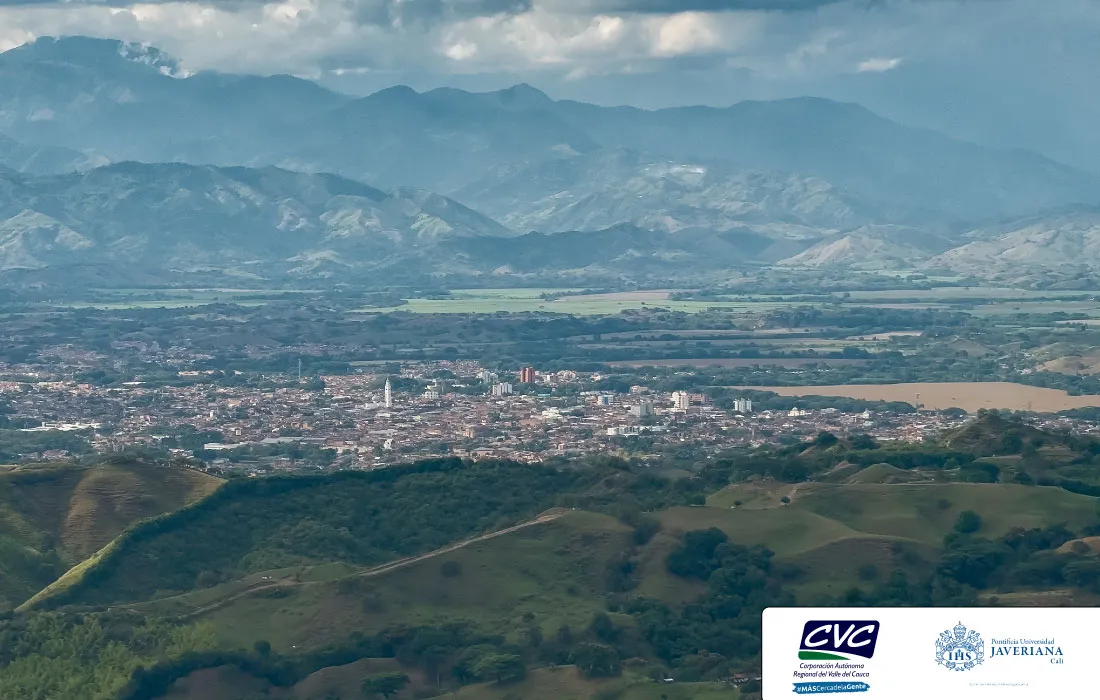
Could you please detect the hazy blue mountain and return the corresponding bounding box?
[455,147,876,234]
[0,163,511,279]
[2,36,1096,227]
[0,160,826,286]
[0,37,350,166]
[0,133,105,175]
[927,208,1100,279]
[549,97,1099,223]
[438,223,797,276]
[278,84,599,191]
[4,35,1100,286]
[777,225,956,270]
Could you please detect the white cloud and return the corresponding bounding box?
[444,39,478,60]
[648,12,718,57]
[857,56,901,73]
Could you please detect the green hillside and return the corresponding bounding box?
[0,457,222,610]
[155,510,631,653]
[25,456,694,611]
[10,419,1100,700]
[113,475,1097,697]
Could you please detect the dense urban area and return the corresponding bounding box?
[7,356,1100,474]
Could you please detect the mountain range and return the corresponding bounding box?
[0,163,511,280]
[2,35,1100,286]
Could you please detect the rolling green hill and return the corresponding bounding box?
[24,457,675,612]
[10,420,1100,700]
[141,511,630,654]
[0,457,222,610]
[102,473,1098,697]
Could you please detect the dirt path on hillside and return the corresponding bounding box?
[152,509,567,620]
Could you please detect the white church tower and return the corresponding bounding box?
[384,378,393,408]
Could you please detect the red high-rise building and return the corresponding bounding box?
[520,367,536,384]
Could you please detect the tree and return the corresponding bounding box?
[955,510,983,534]
[780,496,791,505]
[362,672,409,698]
[587,612,618,643]
[471,653,526,684]
[574,643,622,678]
[440,560,462,578]
[252,639,271,657]
[814,432,839,448]
[850,434,878,450]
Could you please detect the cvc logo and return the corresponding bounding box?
[799,621,881,661]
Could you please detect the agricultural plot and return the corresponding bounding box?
[738,381,1100,412]
[610,358,870,368]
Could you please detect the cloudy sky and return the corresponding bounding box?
[2,0,1099,169]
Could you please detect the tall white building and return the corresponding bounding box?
[384,378,393,408]
[733,397,753,413]
[672,391,691,410]
[491,382,514,397]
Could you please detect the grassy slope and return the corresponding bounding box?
[27,459,578,611]
[128,479,1098,652]
[794,482,1097,545]
[187,511,632,653]
[0,460,221,610]
[82,471,1097,699]
[701,479,1097,599]
[161,658,428,700]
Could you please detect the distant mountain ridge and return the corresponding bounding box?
[2,37,1096,221]
[2,35,1100,285]
[454,147,872,234]
[0,133,105,175]
[0,162,512,279]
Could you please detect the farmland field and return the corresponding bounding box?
[737,381,1100,412]
[609,358,870,368]
[554,290,675,302]
[359,287,806,315]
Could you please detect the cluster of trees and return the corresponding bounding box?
[0,611,218,700]
[604,528,790,681]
